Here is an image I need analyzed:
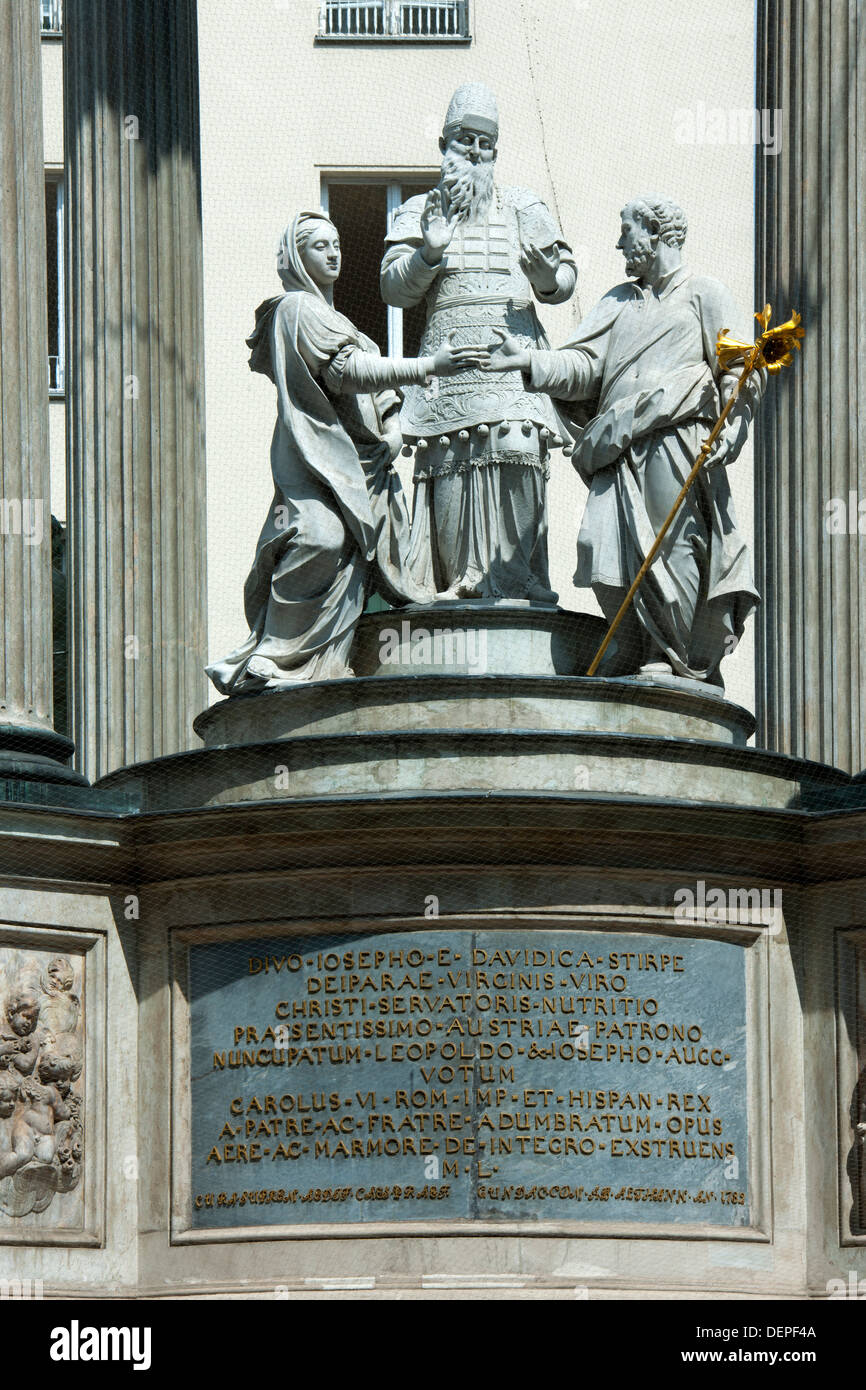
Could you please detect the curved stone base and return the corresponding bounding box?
[194,674,755,749]
[104,727,822,813]
[107,608,773,811]
[351,603,605,678]
[195,604,755,753]
[104,667,811,814]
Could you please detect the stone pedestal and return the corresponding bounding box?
[194,672,755,749]
[64,0,208,783]
[352,603,604,678]
[0,596,864,1295]
[97,609,762,810]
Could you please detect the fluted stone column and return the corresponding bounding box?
[0,0,80,784]
[64,0,207,783]
[755,0,866,772]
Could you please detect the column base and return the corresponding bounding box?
[0,722,87,786]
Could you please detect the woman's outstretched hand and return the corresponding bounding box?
[431,330,490,376]
[479,329,531,373]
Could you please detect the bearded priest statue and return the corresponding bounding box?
[380,83,577,603]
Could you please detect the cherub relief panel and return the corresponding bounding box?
[0,949,84,1219]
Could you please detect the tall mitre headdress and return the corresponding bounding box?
[442,82,499,142]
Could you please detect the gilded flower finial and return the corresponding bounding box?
[717,304,804,374]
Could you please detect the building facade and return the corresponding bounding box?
[0,0,863,1300]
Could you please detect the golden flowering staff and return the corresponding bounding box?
[585,305,804,678]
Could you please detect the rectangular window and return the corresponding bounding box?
[321,177,436,358]
[40,0,63,35]
[45,175,65,395]
[321,177,436,614]
[317,1,470,41]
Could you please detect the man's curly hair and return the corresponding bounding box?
[627,196,688,248]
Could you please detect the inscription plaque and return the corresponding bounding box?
[182,929,757,1232]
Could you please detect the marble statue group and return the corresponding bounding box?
[207,82,763,697]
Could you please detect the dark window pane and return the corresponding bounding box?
[45,180,59,362]
[41,0,63,33]
[328,184,389,356]
[400,181,435,356]
[51,518,68,739]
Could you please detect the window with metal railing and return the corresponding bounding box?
[40,0,63,35]
[317,1,470,41]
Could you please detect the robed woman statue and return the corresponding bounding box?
[206,211,479,693]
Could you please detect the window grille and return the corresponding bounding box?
[318,1,470,40]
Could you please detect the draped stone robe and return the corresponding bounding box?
[206,292,429,694]
[527,266,760,683]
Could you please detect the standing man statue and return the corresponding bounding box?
[482,196,762,686]
[380,82,577,603]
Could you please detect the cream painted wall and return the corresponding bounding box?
[48,399,66,524]
[199,0,758,710]
[40,37,64,166]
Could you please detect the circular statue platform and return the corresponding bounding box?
[194,674,755,749]
[194,605,755,750]
[94,606,813,814]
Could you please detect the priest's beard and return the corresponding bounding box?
[440,149,496,223]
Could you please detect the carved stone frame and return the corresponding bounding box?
[0,923,105,1248]
[170,912,771,1244]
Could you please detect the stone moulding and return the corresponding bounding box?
[100,722,845,817]
[0,774,862,1294]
